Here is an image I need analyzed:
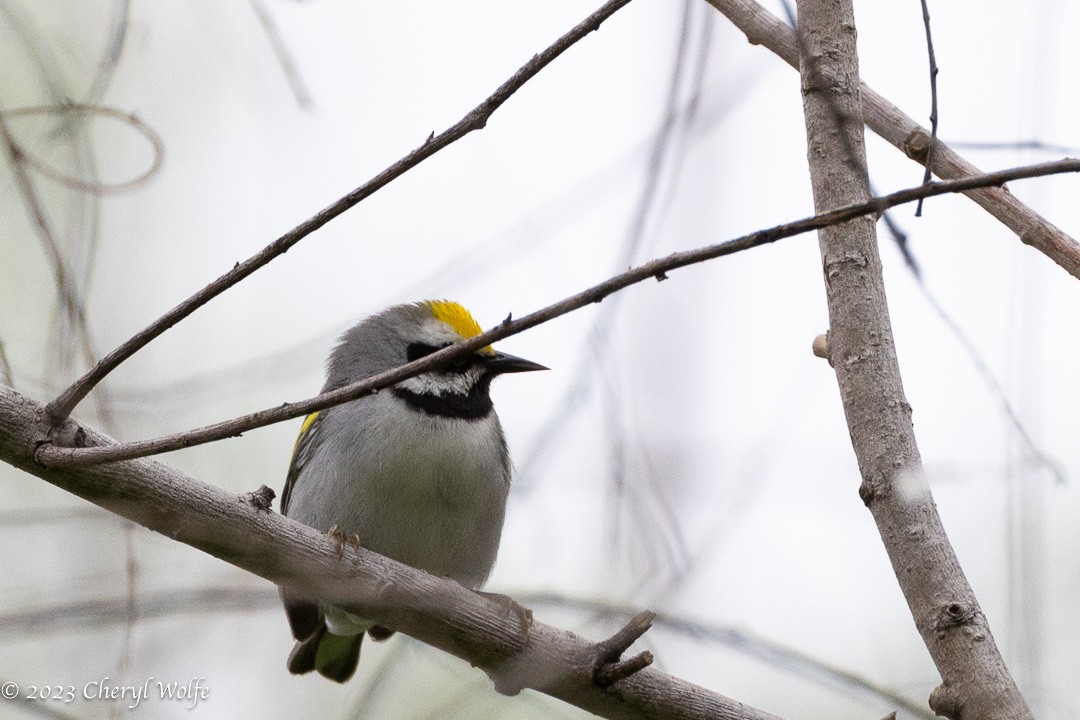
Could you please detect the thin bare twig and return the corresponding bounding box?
[42,0,635,427]
[54,51,147,693]
[914,0,939,216]
[0,104,123,431]
[912,282,1063,482]
[3,104,164,193]
[0,109,110,417]
[872,0,1051,480]
[701,0,1080,280]
[34,158,1080,468]
[0,112,84,326]
[873,180,921,277]
[522,0,707,593]
[248,0,314,109]
[82,0,131,105]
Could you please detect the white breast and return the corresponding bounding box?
[289,392,510,589]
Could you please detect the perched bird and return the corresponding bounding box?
[280,300,545,682]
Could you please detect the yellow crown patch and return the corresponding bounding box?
[422,300,493,353]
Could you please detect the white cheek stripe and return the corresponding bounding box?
[398,367,483,397]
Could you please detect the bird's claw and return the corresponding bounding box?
[327,524,361,560]
[477,590,534,638]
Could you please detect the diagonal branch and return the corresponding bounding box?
[42,0,635,427]
[525,593,937,719]
[0,384,785,720]
[700,0,1080,280]
[34,158,1080,468]
[794,0,1033,718]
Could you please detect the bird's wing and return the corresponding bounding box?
[280,410,328,641]
[282,589,322,641]
[280,410,325,515]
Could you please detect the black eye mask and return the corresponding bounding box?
[405,342,475,373]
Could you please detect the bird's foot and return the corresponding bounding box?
[477,590,534,639]
[327,524,361,560]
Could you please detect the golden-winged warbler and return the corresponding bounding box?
[280,300,545,682]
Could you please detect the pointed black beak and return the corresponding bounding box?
[485,351,548,375]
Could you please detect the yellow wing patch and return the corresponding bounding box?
[294,411,320,452]
[422,300,494,354]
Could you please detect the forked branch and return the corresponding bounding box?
[701,0,1080,280]
[795,0,1034,717]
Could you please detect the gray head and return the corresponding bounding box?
[325,300,545,418]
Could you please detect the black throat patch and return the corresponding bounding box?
[392,376,495,420]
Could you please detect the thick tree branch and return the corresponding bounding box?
[42,0,634,427]
[700,0,1080,280]
[33,158,1080,468]
[0,384,784,720]
[794,1,1033,719]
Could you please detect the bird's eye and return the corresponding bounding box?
[406,342,441,362]
[406,341,478,373]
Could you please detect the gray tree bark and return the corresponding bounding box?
[701,0,1080,281]
[0,383,785,720]
[794,0,1034,718]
